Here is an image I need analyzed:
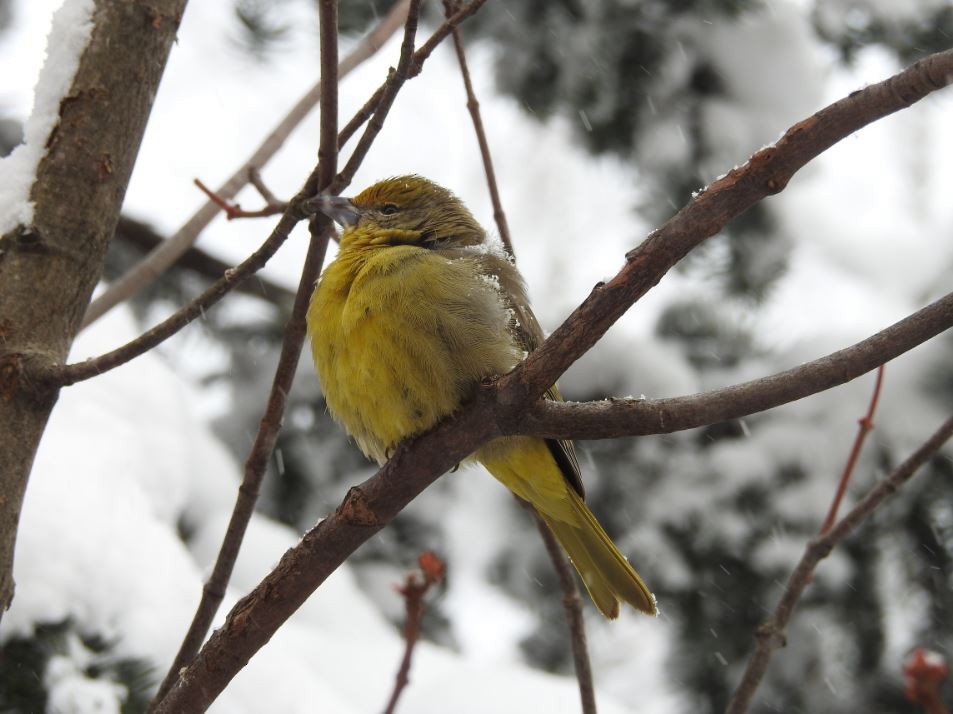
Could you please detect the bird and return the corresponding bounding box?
[306,175,656,618]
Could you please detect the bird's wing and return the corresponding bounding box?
[479,253,586,498]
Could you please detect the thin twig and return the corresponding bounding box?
[335,0,489,156]
[819,365,885,533]
[248,167,283,207]
[726,414,953,714]
[81,0,412,328]
[382,552,446,714]
[148,2,341,705]
[192,177,286,219]
[444,14,586,704]
[522,499,597,714]
[442,0,513,255]
[192,177,287,220]
[339,84,387,148]
[326,0,423,196]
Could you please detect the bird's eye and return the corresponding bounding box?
[380,203,399,215]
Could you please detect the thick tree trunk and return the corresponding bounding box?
[0,0,188,618]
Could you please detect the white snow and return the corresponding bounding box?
[0,0,94,235]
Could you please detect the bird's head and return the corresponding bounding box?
[312,175,486,249]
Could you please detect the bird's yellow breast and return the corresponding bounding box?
[307,241,521,464]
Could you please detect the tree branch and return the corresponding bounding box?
[336,0,489,150]
[523,500,597,714]
[511,290,953,440]
[725,413,953,714]
[43,209,305,387]
[442,0,514,255]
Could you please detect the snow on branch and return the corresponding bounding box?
[0,0,94,235]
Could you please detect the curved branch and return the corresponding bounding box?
[511,290,953,440]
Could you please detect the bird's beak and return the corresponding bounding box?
[310,195,362,228]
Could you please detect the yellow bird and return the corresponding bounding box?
[307,176,656,618]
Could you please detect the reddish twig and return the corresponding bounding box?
[192,172,289,220]
[726,414,953,714]
[904,648,950,714]
[819,365,885,534]
[382,552,446,714]
[522,499,596,714]
[193,177,286,219]
[442,0,513,255]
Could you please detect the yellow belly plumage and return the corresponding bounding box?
[307,176,656,618]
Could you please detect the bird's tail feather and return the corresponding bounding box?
[540,489,656,619]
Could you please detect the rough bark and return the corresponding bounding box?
[0,0,188,617]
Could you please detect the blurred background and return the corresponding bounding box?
[1,0,952,711]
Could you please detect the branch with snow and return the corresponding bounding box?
[148,47,953,714]
[0,0,94,237]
